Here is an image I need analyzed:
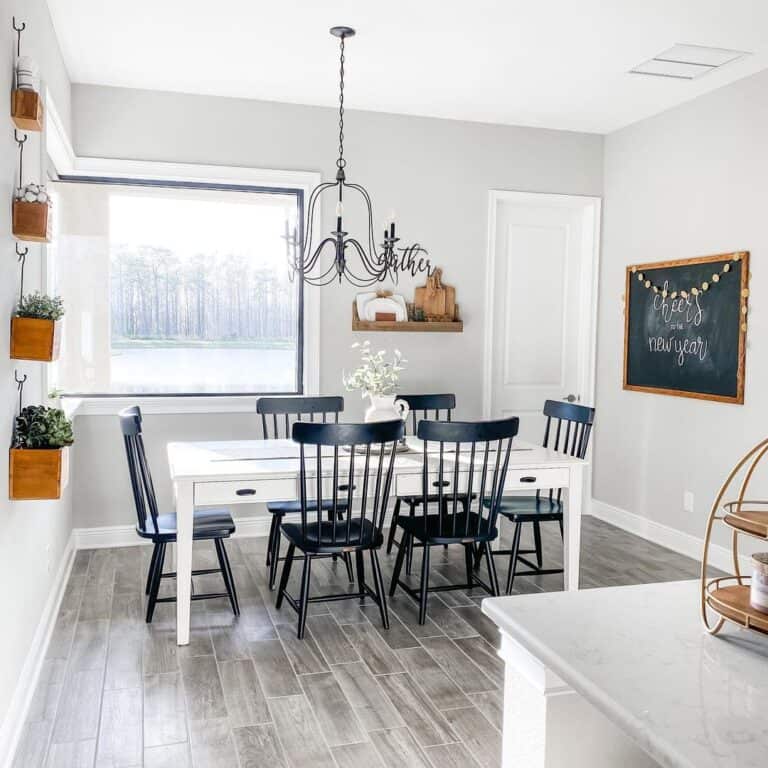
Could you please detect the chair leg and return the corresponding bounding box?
[558,517,564,539]
[389,531,409,596]
[343,553,355,583]
[265,513,278,567]
[268,515,284,590]
[405,503,416,575]
[484,541,500,596]
[464,543,474,589]
[369,549,389,629]
[355,550,366,602]
[215,538,240,616]
[146,542,166,623]
[297,554,313,640]
[533,521,543,569]
[386,498,402,554]
[145,543,160,596]
[275,543,296,610]
[418,543,431,625]
[505,523,522,595]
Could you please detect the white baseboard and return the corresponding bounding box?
[589,499,750,574]
[0,533,75,768]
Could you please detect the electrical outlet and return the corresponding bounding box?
[683,491,694,514]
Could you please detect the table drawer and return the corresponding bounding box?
[195,477,297,506]
[395,467,571,498]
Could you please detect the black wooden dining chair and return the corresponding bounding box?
[389,417,519,624]
[257,396,354,589]
[385,394,459,567]
[276,419,403,638]
[119,406,239,623]
[486,400,595,595]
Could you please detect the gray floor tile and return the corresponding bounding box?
[144,671,188,748]
[376,673,457,747]
[45,739,96,768]
[95,687,143,767]
[188,718,238,768]
[424,742,481,767]
[249,639,302,697]
[300,671,366,747]
[219,658,270,727]
[180,655,227,721]
[143,743,192,768]
[442,707,500,768]
[332,741,385,768]
[396,647,471,710]
[331,661,405,731]
[369,727,433,768]
[232,724,287,768]
[420,636,498,693]
[267,695,336,768]
[340,623,405,675]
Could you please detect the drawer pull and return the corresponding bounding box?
[432,480,451,488]
[520,476,537,483]
[235,488,257,496]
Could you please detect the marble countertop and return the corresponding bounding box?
[483,580,768,768]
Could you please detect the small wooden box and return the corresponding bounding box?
[12,200,52,242]
[11,317,61,361]
[11,89,43,131]
[9,448,69,500]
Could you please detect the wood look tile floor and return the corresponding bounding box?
[15,516,706,768]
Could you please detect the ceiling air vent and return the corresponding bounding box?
[630,44,749,80]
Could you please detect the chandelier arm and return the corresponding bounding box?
[304,236,340,275]
[342,181,381,264]
[344,239,388,283]
[302,181,340,255]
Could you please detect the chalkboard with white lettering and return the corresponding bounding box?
[623,252,749,403]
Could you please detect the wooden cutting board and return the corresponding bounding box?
[414,268,456,319]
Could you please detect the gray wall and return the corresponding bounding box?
[70,84,604,529]
[0,0,72,738]
[595,67,768,549]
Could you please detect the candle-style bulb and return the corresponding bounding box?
[388,209,397,224]
[336,201,344,217]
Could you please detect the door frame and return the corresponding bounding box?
[482,189,602,504]
[482,189,602,417]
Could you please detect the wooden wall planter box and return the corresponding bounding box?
[9,447,69,500]
[10,317,61,361]
[12,200,52,243]
[11,89,43,131]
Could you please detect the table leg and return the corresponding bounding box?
[563,464,584,591]
[174,478,193,645]
[498,632,658,767]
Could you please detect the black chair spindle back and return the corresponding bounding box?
[398,393,455,436]
[293,420,404,548]
[120,406,161,536]
[257,396,344,439]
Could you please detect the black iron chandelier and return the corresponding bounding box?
[286,26,433,287]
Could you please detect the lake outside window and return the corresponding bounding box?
[48,180,303,395]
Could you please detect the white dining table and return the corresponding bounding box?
[167,435,587,645]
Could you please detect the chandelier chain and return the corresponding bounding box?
[337,35,346,170]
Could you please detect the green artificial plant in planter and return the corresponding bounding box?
[10,405,74,500]
[11,292,65,361]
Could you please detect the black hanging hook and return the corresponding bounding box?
[16,245,28,306]
[14,130,27,190]
[12,17,26,59]
[14,370,28,417]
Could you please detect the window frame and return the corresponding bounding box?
[44,106,321,415]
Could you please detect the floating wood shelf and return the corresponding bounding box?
[352,303,463,333]
[706,581,768,635]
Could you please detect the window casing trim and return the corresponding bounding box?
[43,109,321,413]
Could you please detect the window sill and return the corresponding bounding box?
[62,395,266,417]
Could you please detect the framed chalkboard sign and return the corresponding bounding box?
[623,252,749,403]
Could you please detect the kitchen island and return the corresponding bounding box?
[482,580,768,768]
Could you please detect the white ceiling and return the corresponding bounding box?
[47,0,768,134]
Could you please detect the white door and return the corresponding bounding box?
[484,191,600,444]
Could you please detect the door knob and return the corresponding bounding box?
[564,394,579,403]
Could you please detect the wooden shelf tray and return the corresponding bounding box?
[722,500,768,539]
[352,303,463,333]
[706,582,768,634]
